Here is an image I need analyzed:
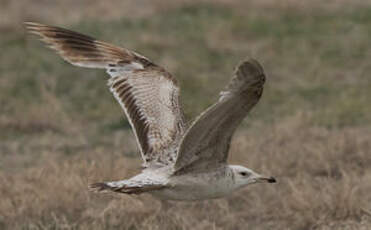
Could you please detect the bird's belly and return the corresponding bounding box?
[150,174,234,201]
[151,188,227,201]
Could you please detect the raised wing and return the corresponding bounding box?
[26,22,186,167]
[173,59,265,174]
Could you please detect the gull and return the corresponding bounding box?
[26,22,276,201]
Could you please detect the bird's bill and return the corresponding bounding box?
[255,175,277,183]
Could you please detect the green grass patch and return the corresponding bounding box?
[1,3,370,133]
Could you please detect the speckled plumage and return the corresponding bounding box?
[26,22,276,201]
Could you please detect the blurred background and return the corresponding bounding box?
[1,0,371,229]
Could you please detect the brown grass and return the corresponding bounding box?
[1,114,370,229]
[1,1,371,229]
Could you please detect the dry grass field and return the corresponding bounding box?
[1,0,371,229]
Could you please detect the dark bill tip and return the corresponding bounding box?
[267,177,277,183]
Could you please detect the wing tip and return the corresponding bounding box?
[237,57,265,77]
[24,21,41,26]
[24,21,45,30]
[24,21,48,38]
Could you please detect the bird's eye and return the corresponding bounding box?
[240,172,248,176]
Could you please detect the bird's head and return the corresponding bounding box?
[229,165,276,188]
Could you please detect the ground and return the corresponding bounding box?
[0,0,371,229]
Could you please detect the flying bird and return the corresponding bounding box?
[26,22,276,201]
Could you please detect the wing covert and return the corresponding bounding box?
[108,69,186,166]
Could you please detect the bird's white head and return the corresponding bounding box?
[229,165,276,189]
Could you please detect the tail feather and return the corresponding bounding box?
[89,182,113,193]
[89,181,166,194]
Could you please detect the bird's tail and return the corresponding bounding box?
[89,180,166,194]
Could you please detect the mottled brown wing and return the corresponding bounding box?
[173,59,265,174]
[26,22,186,167]
[108,70,186,166]
[25,22,149,68]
